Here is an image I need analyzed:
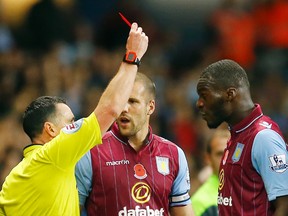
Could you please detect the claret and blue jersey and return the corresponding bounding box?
[218,104,288,216]
[76,123,191,216]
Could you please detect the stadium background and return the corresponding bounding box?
[0,0,288,193]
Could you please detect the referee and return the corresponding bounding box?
[0,22,148,216]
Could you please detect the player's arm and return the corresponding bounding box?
[252,129,288,216]
[169,147,194,215]
[94,22,148,135]
[272,196,288,216]
[170,204,195,216]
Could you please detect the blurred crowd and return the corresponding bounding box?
[0,0,288,193]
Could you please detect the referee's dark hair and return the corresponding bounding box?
[23,96,67,141]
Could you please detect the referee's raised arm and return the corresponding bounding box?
[94,22,148,135]
[0,22,149,216]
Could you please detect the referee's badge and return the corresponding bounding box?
[62,119,83,134]
[156,156,169,175]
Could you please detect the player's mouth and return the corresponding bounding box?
[118,116,131,127]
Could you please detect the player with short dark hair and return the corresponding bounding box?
[196,59,288,216]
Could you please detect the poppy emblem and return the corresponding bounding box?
[134,164,147,179]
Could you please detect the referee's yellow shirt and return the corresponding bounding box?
[0,113,102,216]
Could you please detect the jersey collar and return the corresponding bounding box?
[110,122,153,146]
[23,144,43,157]
[230,103,263,134]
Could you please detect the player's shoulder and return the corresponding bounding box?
[151,135,185,162]
[252,115,283,136]
[257,115,280,129]
[152,134,181,152]
[252,118,286,151]
[249,115,279,134]
[153,134,177,146]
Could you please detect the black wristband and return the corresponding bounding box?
[123,51,141,67]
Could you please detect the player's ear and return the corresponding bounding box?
[147,100,155,115]
[226,87,237,102]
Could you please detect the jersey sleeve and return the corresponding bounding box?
[252,129,288,201]
[75,151,93,206]
[42,113,102,169]
[169,146,191,206]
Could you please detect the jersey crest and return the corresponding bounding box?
[156,156,169,175]
[232,143,244,163]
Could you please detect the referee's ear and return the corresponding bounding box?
[43,121,58,139]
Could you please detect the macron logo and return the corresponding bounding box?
[259,121,272,129]
[106,160,130,166]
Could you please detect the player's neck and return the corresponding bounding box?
[128,141,144,152]
[128,127,149,152]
